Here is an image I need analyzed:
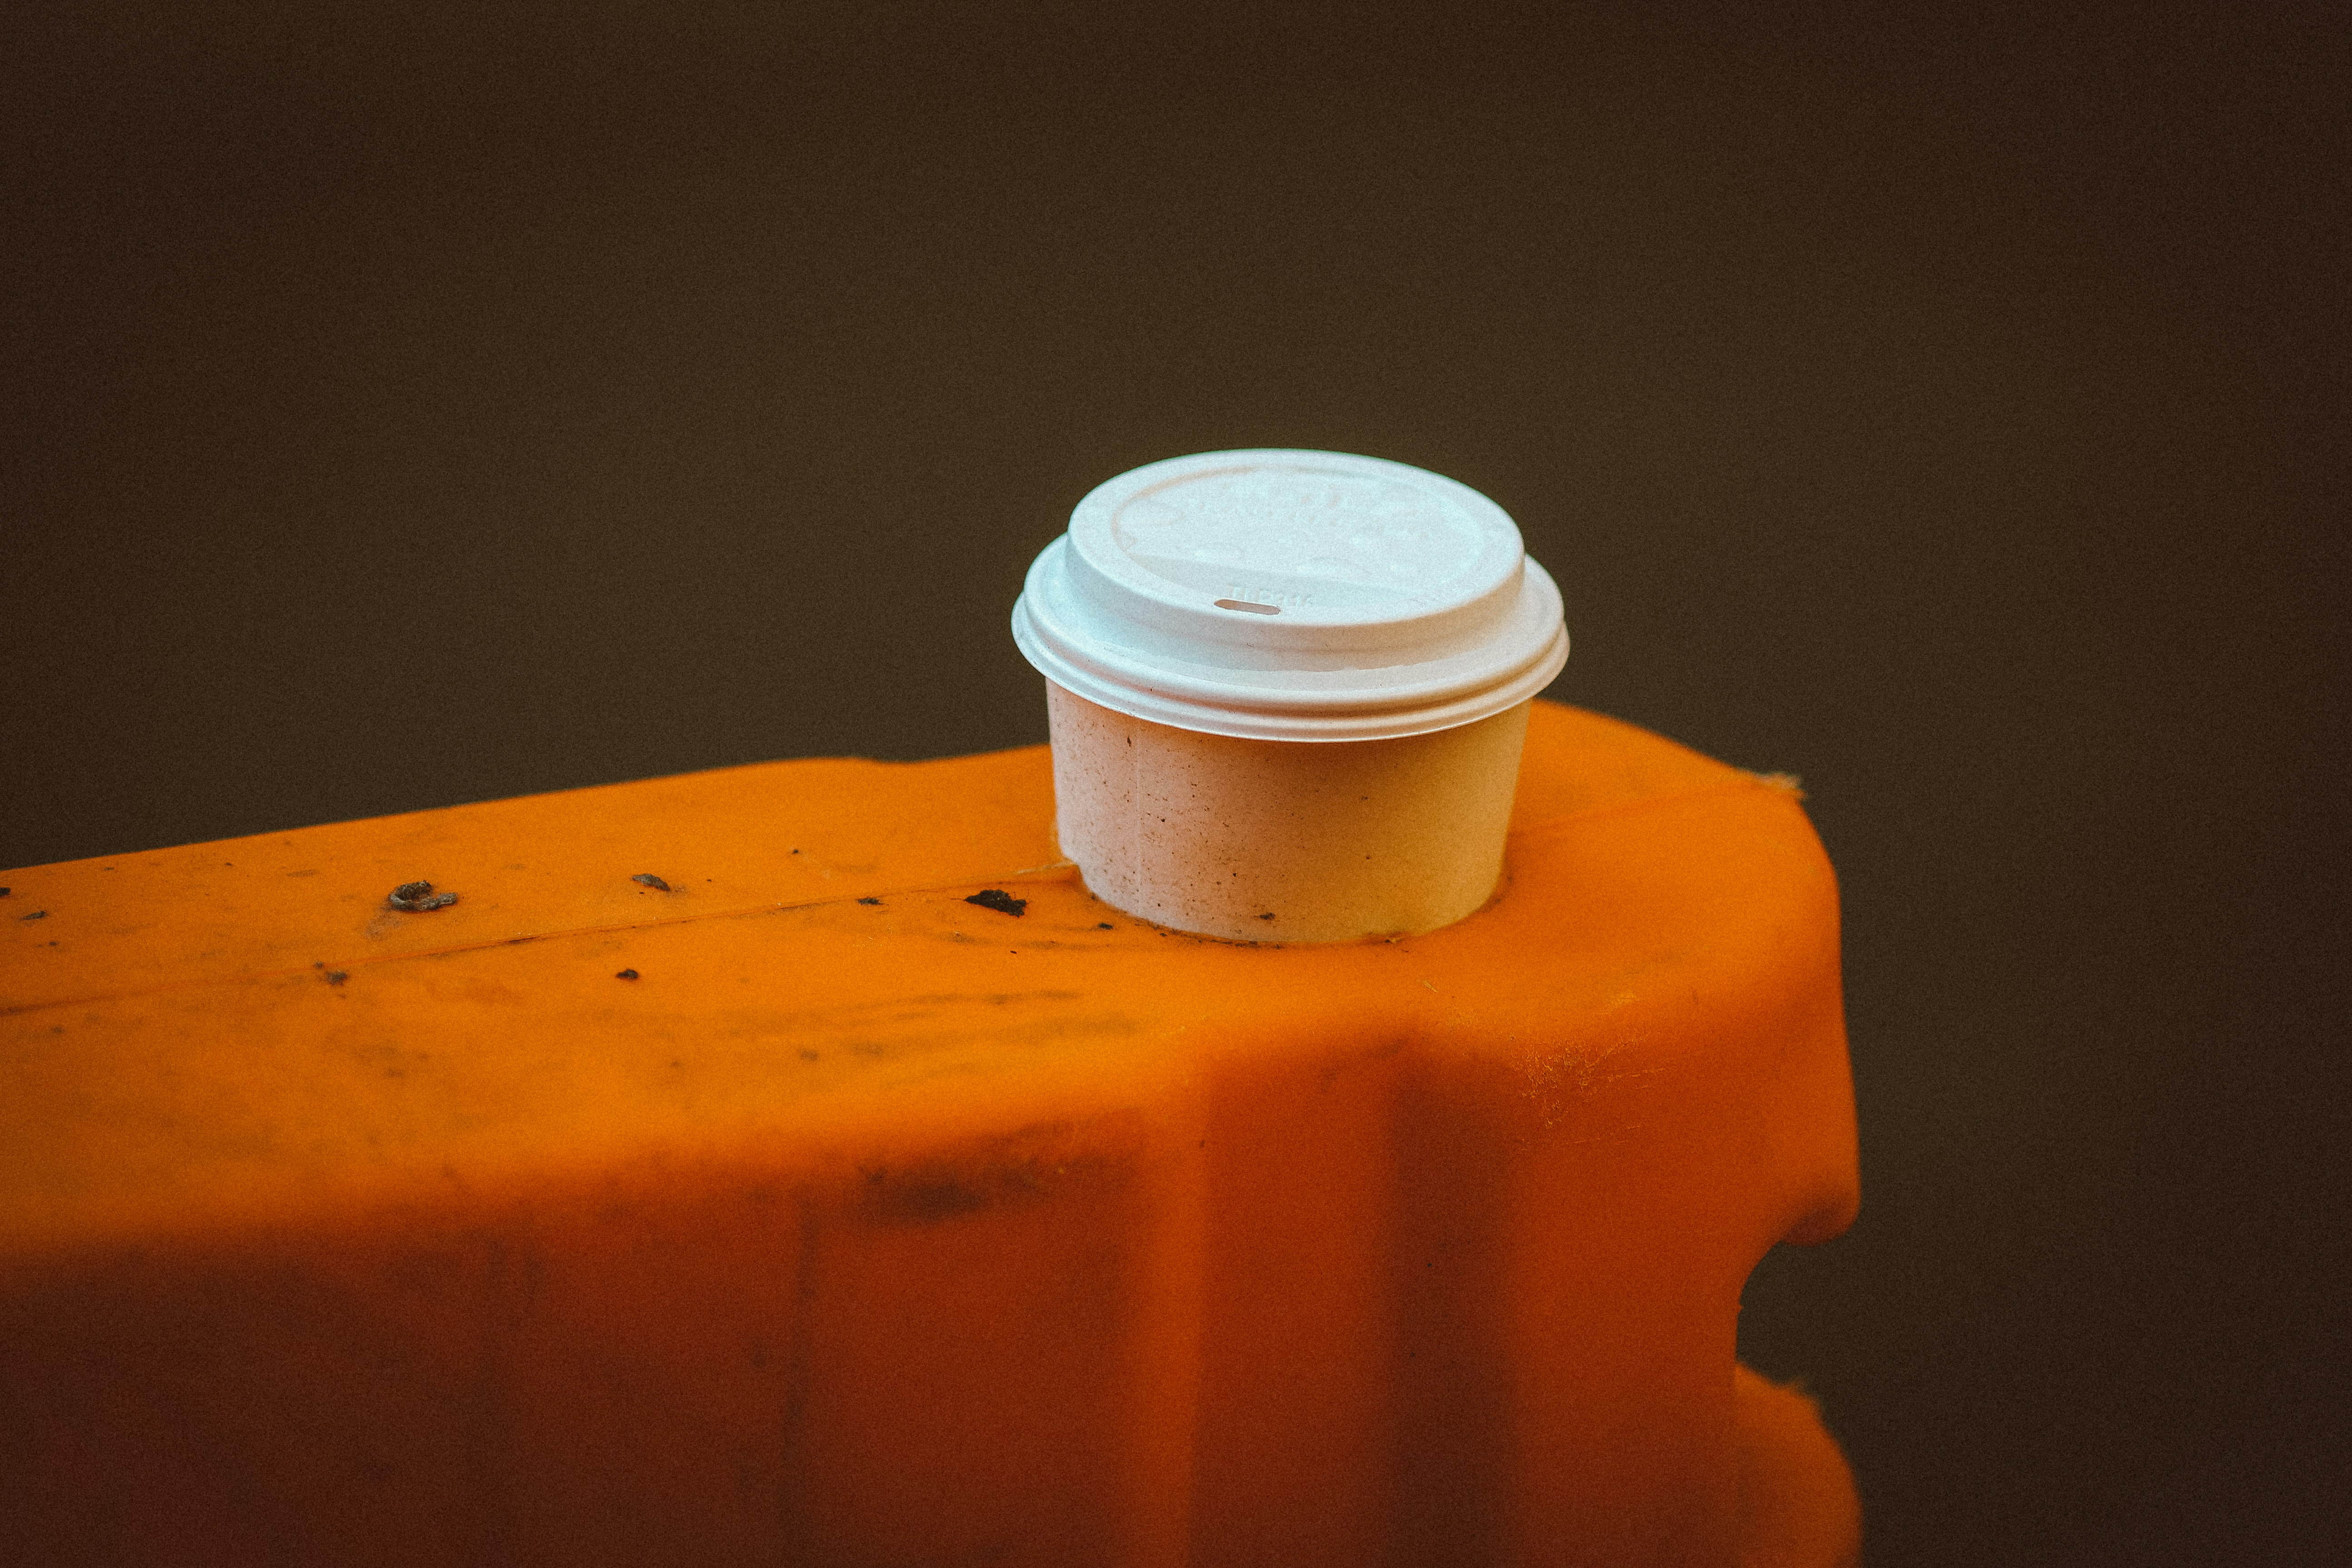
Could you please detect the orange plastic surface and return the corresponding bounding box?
[1,701,1860,1566]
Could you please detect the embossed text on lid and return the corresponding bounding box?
[1108,462,1496,617]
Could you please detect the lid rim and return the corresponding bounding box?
[1021,549,1564,703]
[1015,614,1569,741]
[1014,575,1568,741]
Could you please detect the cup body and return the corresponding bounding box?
[1047,680,1531,942]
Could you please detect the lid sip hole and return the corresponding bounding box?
[1214,598,1282,615]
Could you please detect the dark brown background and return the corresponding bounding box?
[5,3,2345,1562]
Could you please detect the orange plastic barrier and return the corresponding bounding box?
[0,701,1859,1566]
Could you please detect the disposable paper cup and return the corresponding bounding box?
[1012,450,1568,942]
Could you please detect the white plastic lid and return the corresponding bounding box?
[1011,450,1568,741]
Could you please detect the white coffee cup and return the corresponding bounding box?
[1012,450,1567,942]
